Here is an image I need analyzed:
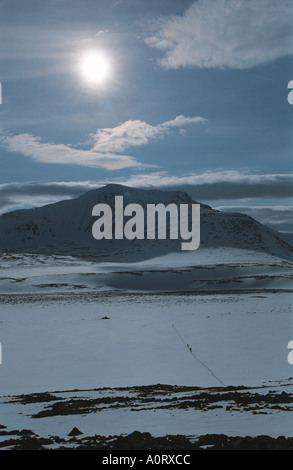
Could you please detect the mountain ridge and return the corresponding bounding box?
[0,184,292,262]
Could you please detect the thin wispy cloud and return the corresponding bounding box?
[0,171,292,214]
[0,181,101,213]
[119,170,293,198]
[0,116,204,170]
[111,0,125,9]
[144,0,293,69]
[91,115,206,153]
[95,29,109,37]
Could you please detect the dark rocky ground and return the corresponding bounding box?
[7,383,293,417]
[0,428,292,450]
[1,383,292,450]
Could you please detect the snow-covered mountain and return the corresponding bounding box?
[0,184,292,261]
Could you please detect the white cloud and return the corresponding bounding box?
[95,29,109,37]
[91,120,162,154]
[118,170,293,188]
[115,170,293,201]
[0,132,141,170]
[144,0,293,69]
[0,115,205,169]
[91,115,206,153]
[1,171,292,212]
[160,115,206,128]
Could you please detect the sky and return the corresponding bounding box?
[0,0,292,232]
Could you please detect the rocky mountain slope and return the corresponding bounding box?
[0,184,292,261]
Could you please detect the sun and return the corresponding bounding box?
[80,51,111,85]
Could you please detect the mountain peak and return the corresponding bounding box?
[0,184,292,262]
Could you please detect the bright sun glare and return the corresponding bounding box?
[81,51,111,85]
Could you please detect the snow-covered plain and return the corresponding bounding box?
[0,247,292,294]
[0,248,292,446]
